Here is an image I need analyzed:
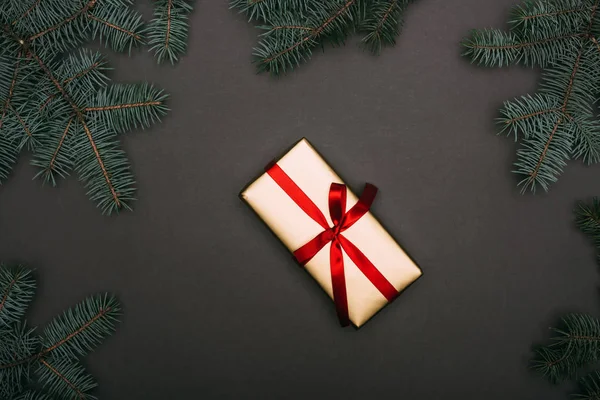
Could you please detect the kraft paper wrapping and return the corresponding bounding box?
[241,138,422,327]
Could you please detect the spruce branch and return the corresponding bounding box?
[462,0,600,192]
[85,83,169,134]
[576,371,600,399]
[0,265,35,327]
[0,323,39,399]
[37,357,96,400]
[30,117,74,186]
[531,200,600,387]
[509,0,593,31]
[0,0,170,214]
[147,0,194,64]
[14,392,53,400]
[232,0,418,75]
[254,0,362,75]
[230,0,311,22]
[12,0,43,25]
[531,346,578,383]
[0,263,121,400]
[23,0,97,55]
[41,294,119,361]
[532,314,600,383]
[575,197,600,262]
[87,3,145,53]
[360,0,409,55]
[0,126,19,183]
[31,50,131,213]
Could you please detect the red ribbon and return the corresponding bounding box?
[266,164,398,326]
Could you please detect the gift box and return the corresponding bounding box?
[240,138,422,327]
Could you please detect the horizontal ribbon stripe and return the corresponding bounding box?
[266,164,329,230]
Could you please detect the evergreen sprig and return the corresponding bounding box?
[576,371,600,399]
[147,0,194,64]
[231,0,417,75]
[462,0,600,193]
[532,314,600,382]
[531,198,600,390]
[575,197,600,262]
[0,264,120,400]
[0,0,195,214]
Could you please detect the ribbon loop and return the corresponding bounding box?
[341,183,377,231]
[266,164,397,327]
[328,183,346,227]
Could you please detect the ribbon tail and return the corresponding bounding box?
[328,183,347,226]
[338,235,398,302]
[330,238,350,327]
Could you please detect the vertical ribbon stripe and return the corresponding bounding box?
[265,163,398,326]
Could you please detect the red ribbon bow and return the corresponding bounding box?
[266,164,398,326]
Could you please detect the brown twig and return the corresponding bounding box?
[0,50,24,131]
[505,108,561,124]
[545,351,570,367]
[521,6,589,20]
[271,25,315,32]
[469,33,584,51]
[40,359,86,399]
[64,62,101,85]
[87,13,141,40]
[0,272,21,315]
[9,104,33,138]
[29,0,97,41]
[589,35,600,53]
[166,0,173,49]
[263,0,357,64]
[12,0,43,25]
[42,307,110,354]
[84,101,161,112]
[529,51,581,179]
[374,0,399,33]
[40,62,102,111]
[39,94,55,111]
[0,306,111,370]
[567,334,600,341]
[48,118,73,172]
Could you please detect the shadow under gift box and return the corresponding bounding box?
[240,138,422,328]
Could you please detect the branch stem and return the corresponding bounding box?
[0,50,23,131]
[40,359,86,399]
[470,33,584,50]
[84,101,161,112]
[12,0,43,25]
[87,13,141,40]
[529,1,599,180]
[48,118,73,171]
[0,272,21,314]
[0,306,111,370]
[166,0,173,49]
[29,0,97,41]
[505,108,561,124]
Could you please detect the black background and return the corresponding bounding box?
[2,0,600,399]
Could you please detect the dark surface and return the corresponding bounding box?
[2,0,600,399]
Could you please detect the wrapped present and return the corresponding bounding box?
[240,138,422,327]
